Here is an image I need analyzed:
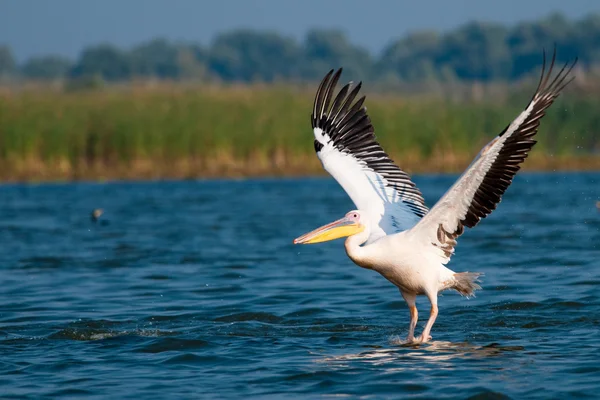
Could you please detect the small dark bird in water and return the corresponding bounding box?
[596,201,600,210]
[91,208,104,223]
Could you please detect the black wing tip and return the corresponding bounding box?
[312,68,344,129]
[534,46,578,101]
[465,46,579,228]
[312,67,369,133]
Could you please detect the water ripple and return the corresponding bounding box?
[0,174,598,398]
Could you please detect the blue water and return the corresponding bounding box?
[0,173,599,399]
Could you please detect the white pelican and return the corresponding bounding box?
[294,49,577,343]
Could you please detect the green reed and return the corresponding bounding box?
[0,84,598,180]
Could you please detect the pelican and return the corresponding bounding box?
[294,49,577,343]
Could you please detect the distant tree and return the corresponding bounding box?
[130,39,180,79]
[379,14,590,83]
[177,47,209,80]
[208,30,301,82]
[437,22,510,81]
[16,12,600,85]
[378,31,443,82]
[21,55,72,80]
[301,29,372,81]
[572,14,600,65]
[508,13,576,79]
[0,45,16,79]
[70,44,131,81]
[188,44,208,65]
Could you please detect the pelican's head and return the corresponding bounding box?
[293,210,365,245]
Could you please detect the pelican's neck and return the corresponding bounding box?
[344,229,372,269]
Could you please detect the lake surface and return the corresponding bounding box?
[0,173,599,399]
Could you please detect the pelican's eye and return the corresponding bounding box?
[347,212,360,221]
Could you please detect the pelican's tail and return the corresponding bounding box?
[453,272,483,297]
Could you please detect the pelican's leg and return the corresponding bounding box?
[401,291,418,342]
[417,294,438,343]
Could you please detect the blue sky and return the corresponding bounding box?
[1,0,598,62]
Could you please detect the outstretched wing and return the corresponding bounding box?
[312,68,428,243]
[407,48,577,264]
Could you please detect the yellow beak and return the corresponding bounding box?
[293,217,364,244]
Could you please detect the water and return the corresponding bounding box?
[0,173,598,399]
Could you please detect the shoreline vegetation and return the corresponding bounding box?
[2,154,599,183]
[0,82,599,183]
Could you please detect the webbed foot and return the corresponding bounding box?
[414,334,432,344]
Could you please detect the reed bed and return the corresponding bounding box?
[0,84,598,182]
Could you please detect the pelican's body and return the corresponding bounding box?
[294,49,577,343]
[348,232,455,294]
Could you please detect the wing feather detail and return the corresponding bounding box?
[311,68,428,242]
[408,48,577,263]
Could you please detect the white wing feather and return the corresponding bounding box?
[310,69,428,243]
[316,128,422,242]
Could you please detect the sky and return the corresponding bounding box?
[1,0,598,62]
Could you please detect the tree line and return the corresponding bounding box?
[0,12,598,84]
